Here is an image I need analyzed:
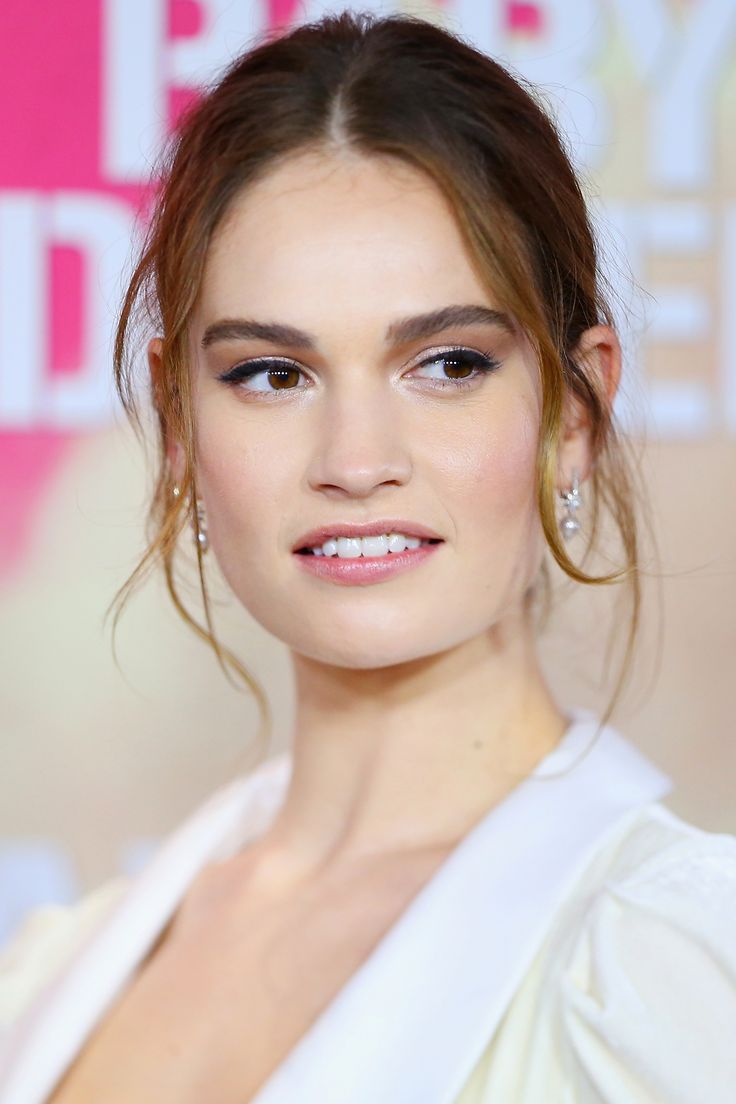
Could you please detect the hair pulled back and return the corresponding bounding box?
[110,9,653,753]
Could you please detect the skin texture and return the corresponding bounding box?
[150,147,622,887]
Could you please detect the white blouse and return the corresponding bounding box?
[1,706,735,1103]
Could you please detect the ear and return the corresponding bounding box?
[147,336,185,483]
[558,323,621,489]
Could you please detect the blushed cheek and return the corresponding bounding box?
[194,421,277,560]
[467,400,545,601]
[445,399,539,527]
[491,404,538,509]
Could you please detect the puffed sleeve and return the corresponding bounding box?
[0,877,129,1031]
[557,829,736,1103]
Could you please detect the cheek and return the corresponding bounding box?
[194,413,293,554]
[445,397,544,610]
[440,397,539,526]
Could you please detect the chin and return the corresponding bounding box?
[288,628,466,672]
[278,626,415,666]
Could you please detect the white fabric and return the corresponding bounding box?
[1,707,735,1104]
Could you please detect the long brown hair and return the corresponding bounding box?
[108,9,657,764]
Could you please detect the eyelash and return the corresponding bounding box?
[216,346,502,397]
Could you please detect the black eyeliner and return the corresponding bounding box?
[215,346,502,390]
[216,357,298,383]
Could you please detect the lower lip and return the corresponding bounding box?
[292,542,443,585]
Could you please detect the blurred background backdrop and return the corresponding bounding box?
[1,0,734,943]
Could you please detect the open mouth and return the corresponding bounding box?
[295,538,443,556]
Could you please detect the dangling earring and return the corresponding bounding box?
[559,467,582,540]
[194,497,209,555]
[170,482,209,555]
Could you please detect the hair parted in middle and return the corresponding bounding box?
[109,8,656,753]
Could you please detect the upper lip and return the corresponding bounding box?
[293,520,444,551]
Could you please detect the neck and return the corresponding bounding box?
[262,609,570,878]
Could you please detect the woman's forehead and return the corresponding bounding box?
[219,148,440,227]
[199,152,493,320]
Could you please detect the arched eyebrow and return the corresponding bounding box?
[200,304,516,351]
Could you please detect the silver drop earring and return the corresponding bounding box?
[559,467,582,540]
[194,497,209,555]
[171,483,209,555]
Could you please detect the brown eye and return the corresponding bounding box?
[263,366,301,390]
[412,348,501,389]
[216,358,306,393]
[437,354,475,379]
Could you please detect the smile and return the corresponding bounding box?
[297,533,441,558]
[293,538,443,586]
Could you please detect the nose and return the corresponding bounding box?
[305,387,412,499]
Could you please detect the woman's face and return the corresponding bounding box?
[177,150,554,668]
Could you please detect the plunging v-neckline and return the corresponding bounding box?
[250,707,672,1103]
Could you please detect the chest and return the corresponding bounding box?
[47,850,446,1104]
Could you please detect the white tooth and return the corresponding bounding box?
[337,537,362,559]
[361,534,389,557]
[387,532,409,554]
[312,533,427,556]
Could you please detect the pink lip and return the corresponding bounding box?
[292,519,443,552]
[293,542,441,586]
